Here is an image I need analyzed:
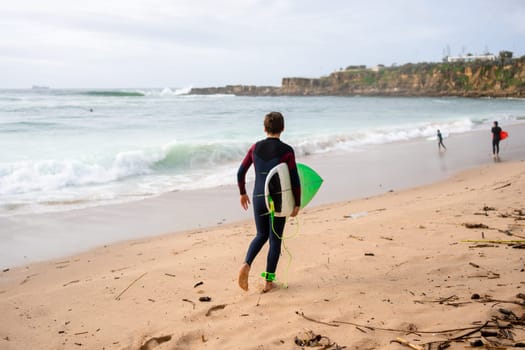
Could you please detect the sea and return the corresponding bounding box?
[1,88,525,217]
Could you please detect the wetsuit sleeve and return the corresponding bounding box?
[282,150,301,207]
[237,144,255,195]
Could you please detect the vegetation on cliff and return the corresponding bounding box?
[190,54,525,97]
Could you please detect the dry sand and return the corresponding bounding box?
[1,160,524,349]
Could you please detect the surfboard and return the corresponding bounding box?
[264,163,323,217]
[500,130,508,140]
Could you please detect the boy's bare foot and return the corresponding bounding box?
[262,281,277,293]
[238,263,250,291]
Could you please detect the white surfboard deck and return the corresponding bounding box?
[264,163,295,217]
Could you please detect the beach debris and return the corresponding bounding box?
[463,223,490,229]
[164,273,176,278]
[139,335,172,350]
[294,330,345,349]
[3,268,10,272]
[380,236,393,240]
[493,183,511,190]
[499,209,525,221]
[20,273,39,285]
[483,206,496,211]
[111,266,130,273]
[413,295,471,307]
[182,298,195,309]
[390,337,424,350]
[470,339,484,347]
[336,292,525,348]
[462,239,525,245]
[364,253,375,256]
[500,226,525,239]
[198,296,211,302]
[63,280,80,287]
[468,270,500,279]
[205,304,226,317]
[193,281,204,288]
[115,272,147,300]
[295,311,339,327]
[347,234,364,241]
[468,244,497,248]
[344,211,368,219]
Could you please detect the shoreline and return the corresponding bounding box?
[1,158,524,349]
[1,123,525,269]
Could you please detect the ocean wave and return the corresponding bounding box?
[0,121,64,133]
[0,141,246,196]
[293,118,475,155]
[159,87,192,96]
[0,116,504,197]
[85,90,145,97]
[81,88,194,97]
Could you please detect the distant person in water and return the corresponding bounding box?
[491,121,502,158]
[236,111,301,293]
[437,129,446,151]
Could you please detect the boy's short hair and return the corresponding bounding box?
[264,112,284,134]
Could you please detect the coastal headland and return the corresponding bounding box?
[190,56,525,97]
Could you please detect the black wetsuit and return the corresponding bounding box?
[492,126,502,155]
[437,131,446,150]
[237,138,301,278]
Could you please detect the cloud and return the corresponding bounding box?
[1,0,524,87]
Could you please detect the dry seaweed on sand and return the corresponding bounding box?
[462,223,490,229]
[294,330,346,349]
[332,294,525,349]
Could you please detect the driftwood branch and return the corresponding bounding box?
[333,320,492,334]
[390,337,424,350]
[115,272,147,300]
[295,311,339,327]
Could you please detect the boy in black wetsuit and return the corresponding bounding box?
[437,129,446,151]
[491,121,502,158]
[237,112,301,293]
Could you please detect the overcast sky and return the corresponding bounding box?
[2,0,524,88]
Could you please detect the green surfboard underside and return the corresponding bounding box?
[297,163,323,209]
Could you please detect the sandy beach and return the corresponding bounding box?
[1,125,525,349]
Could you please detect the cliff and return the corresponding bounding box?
[190,57,525,97]
[189,85,280,96]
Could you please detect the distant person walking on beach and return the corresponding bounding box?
[437,129,446,151]
[491,121,502,158]
[237,112,301,293]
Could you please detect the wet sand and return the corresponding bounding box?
[1,123,524,269]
